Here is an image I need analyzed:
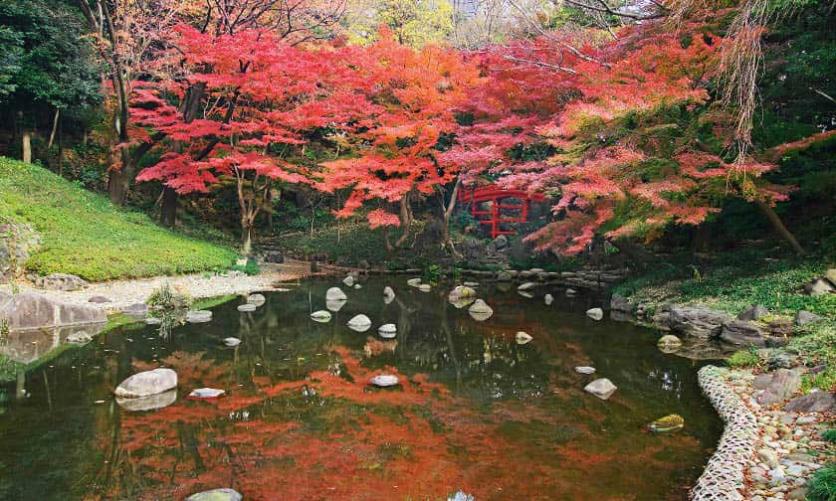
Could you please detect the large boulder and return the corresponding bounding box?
[669,306,733,338]
[784,391,835,413]
[0,291,106,331]
[720,320,768,347]
[795,310,822,326]
[186,488,243,501]
[114,368,178,398]
[325,287,347,301]
[610,294,633,313]
[738,304,769,321]
[32,273,88,291]
[805,278,834,296]
[754,368,802,405]
[0,221,39,281]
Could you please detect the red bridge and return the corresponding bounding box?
[457,185,547,239]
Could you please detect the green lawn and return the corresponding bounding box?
[0,157,237,281]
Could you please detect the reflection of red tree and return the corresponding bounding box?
[98,347,705,500]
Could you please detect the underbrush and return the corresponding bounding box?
[0,157,237,281]
[807,463,836,501]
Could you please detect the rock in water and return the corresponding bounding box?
[575,366,596,375]
[325,287,348,301]
[189,388,225,399]
[343,275,355,287]
[586,307,604,320]
[448,285,476,303]
[369,374,400,387]
[517,282,537,291]
[648,414,685,433]
[354,283,362,289]
[584,378,617,400]
[187,310,212,323]
[383,286,395,301]
[463,281,479,287]
[325,298,346,312]
[237,303,256,312]
[657,335,682,353]
[114,368,178,398]
[544,293,554,305]
[116,389,177,412]
[468,299,494,321]
[223,337,241,347]
[310,310,332,322]
[246,293,266,306]
[407,278,422,287]
[347,314,372,332]
[378,323,397,338]
[418,284,431,292]
[565,288,577,297]
[186,488,243,501]
[517,290,534,299]
[515,331,533,345]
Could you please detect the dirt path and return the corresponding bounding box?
[1,260,314,314]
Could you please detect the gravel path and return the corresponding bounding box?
[1,260,313,313]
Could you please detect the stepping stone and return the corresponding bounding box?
[586,307,603,320]
[223,337,241,347]
[246,293,265,306]
[186,488,243,501]
[575,366,596,375]
[515,331,533,345]
[237,303,256,312]
[310,310,332,322]
[378,323,397,338]
[369,374,399,387]
[407,278,422,287]
[326,287,347,301]
[114,368,178,398]
[584,378,617,400]
[347,314,372,332]
[189,388,225,399]
[187,310,212,323]
[544,293,554,305]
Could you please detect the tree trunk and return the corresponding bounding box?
[241,220,254,256]
[394,192,414,248]
[161,187,178,227]
[48,108,60,149]
[755,199,804,255]
[440,178,462,256]
[21,132,32,163]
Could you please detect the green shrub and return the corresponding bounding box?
[822,430,836,444]
[727,349,761,368]
[806,463,836,501]
[231,258,260,276]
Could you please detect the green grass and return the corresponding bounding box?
[807,463,836,501]
[727,349,761,368]
[0,157,237,281]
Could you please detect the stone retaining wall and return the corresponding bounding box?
[691,365,758,500]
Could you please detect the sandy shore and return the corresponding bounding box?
[1,260,315,314]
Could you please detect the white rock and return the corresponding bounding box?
[759,448,780,468]
[517,290,534,299]
[237,303,256,312]
[187,310,212,323]
[354,284,362,289]
[145,317,162,325]
[310,310,332,322]
[378,323,397,338]
[326,287,348,301]
[223,337,241,347]
[586,307,604,320]
[246,293,266,306]
[369,374,399,387]
[116,389,177,412]
[448,285,477,302]
[518,282,537,291]
[575,366,596,375]
[383,286,395,300]
[186,488,243,501]
[343,275,355,287]
[566,288,577,297]
[407,278,422,287]
[544,293,554,305]
[463,282,479,287]
[418,284,431,292]
[515,331,533,345]
[325,298,346,312]
[468,299,494,321]
[114,368,178,398]
[347,314,372,332]
[584,378,617,400]
[189,388,225,399]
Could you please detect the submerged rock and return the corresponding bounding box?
[347,314,372,332]
[378,323,397,338]
[544,293,554,305]
[575,366,596,375]
[468,299,494,321]
[584,378,617,400]
[237,303,256,312]
[407,278,422,287]
[189,388,225,399]
[325,298,346,312]
[186,310,212,323]
[648,414,685,433]
[418,283,432,292]
[223,337,241,347]
[586,307,603,320]
[343,275,355,287]
[246,293,266,306]
[310,310,332,322]
[186,488,243,501]
[114,368,178,398]
[517,282,536,291]
[116,389,177,412]
[657,334,682,352]
[515,331,533,345]
[369,374,400,387]
[325,287,348,301]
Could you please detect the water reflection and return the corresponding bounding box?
[0,278,723,500]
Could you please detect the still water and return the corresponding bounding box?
[0,278,722,500]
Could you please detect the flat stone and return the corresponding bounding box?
[575,366,596,375]
[88,295,111,304]
[189,388,225,399]
[369,374,399,387]
[378,323,397,338]
[114,368,178,398]
[517,282,537,291]
[544,293,554,305]
[326,287,348,301]
[784,391,835,413]
[237,303,256,312]
[515,331,533,345]
[418,284,431,292]
[720,320,768,347]
[669,306,733,338]
[407,278,422,287]
[586,307,603,320]
[186,310,212,323]
[186,488,243,501]
[795,310,822,326]
[467,299,493,321]
[739,304,769,321]
[325,298,346,312]
[223,337,241,347]
[347,314,372,332]
[584,378,617,400]
[116,389,177,412]
[0,291,108,332]
[246,293,265,306]
[310,310,332,322]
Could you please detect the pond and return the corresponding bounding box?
[0,277,723,500]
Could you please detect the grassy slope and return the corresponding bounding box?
[0,157,237,281]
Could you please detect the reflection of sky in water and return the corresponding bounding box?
[0,277,723,500]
